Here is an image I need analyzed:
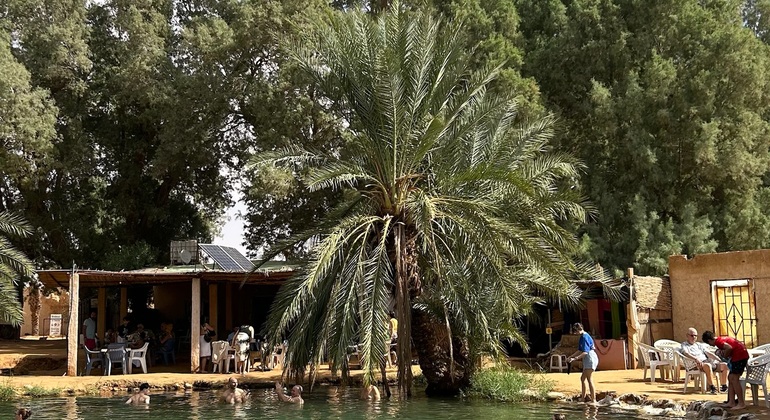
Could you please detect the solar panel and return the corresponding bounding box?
[222,246,255,271]
[198,244,254,272]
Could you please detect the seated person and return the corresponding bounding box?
[226,326,240,343]
[157,323,175,364]
[680,327,727,394]
[125,383,151,405]
[275,381,303,404]
[128,324,147,349]
[103,328,118,345]
[222,377,248,404]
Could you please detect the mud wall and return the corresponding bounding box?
[669,250,770,345]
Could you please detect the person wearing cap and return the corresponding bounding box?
[566,323,598,403]
[222,376,248,404]
[126,383,151,405]
[275,381,304,404]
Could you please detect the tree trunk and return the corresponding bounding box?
[411,306,474,396]
[28,285,41,336]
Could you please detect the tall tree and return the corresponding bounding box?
[257,4,610,396]
[517,0,770,275]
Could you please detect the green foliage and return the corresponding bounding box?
[465,367,553,402]
[258,3,611,394]
[517,0,770,274]
[0,382,16,401]
[23,384,62,397]
[0,212,33,325]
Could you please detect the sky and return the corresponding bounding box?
[212,190,249,256]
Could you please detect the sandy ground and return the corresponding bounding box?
[3,339,770,417]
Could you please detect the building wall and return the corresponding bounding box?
[153,283,191,326]
[21,287,70,336]
[669,249,770,345]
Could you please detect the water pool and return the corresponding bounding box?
[1,387,676,419]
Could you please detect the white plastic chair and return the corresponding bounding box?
[128,342,149,374]
[676,350,706,393]
[550,354,568,372]
[740,353,770,407]
[105,344,128,375]
[82,345,104,376]
[211,340,232,373]
[271,343,287,369]
[656,342,683,381]
[654,339,680,348]
[638,342,673,382]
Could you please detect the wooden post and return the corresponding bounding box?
[225,283,232,332]
[97,287,106,341]
[120,287,128,318]
[209,283,218,333]
[191,277,200,373]
[626,267,639,369]
[66,272,79,377]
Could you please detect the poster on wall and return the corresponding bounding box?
[49,314,62,337]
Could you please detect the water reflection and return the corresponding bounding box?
[0,388,676,419]
[583,404,599,420]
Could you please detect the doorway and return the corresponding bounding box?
[711,279,757,348]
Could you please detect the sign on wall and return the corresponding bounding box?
[49,314,62,337]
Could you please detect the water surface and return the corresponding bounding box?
[1,387,677,419]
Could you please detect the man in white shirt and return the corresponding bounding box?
[681,327,727,394]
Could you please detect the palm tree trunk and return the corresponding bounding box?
[411,306,474,396]
[28,284,41,336]
[394,223,413,396]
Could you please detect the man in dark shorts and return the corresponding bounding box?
[702,331,749,410]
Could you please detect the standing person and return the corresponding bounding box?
[125,383,151,405]
[82,310,98,350]
[702,331,749,410]
[198,322,214,373]
[222,377,248,404]
[387,312,398,366]
[275,381,304,404]
[566,323,598,403]
[680,327,728,394]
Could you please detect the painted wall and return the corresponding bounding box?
[21,287,70,336]
[669,249,770,346]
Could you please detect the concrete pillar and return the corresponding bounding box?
[225,283,232,332]
[208,283,218,333]
[66,272,79,377]
[97,287,106,341]
[120,287,128,319]
[191,277,200,373]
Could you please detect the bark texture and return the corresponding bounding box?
[411,306,474,396]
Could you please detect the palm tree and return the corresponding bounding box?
[255,3,614,396]
[0,212,34,326]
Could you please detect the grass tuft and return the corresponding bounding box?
[464,367,553,402]
[0,382,17,401]
[24,384,62,397]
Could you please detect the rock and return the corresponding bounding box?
[546,391,566,401]
[183,382,192,390]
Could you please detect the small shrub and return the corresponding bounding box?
[24,385,62,397]
[465,367,553,402]
[0,382,17,401]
